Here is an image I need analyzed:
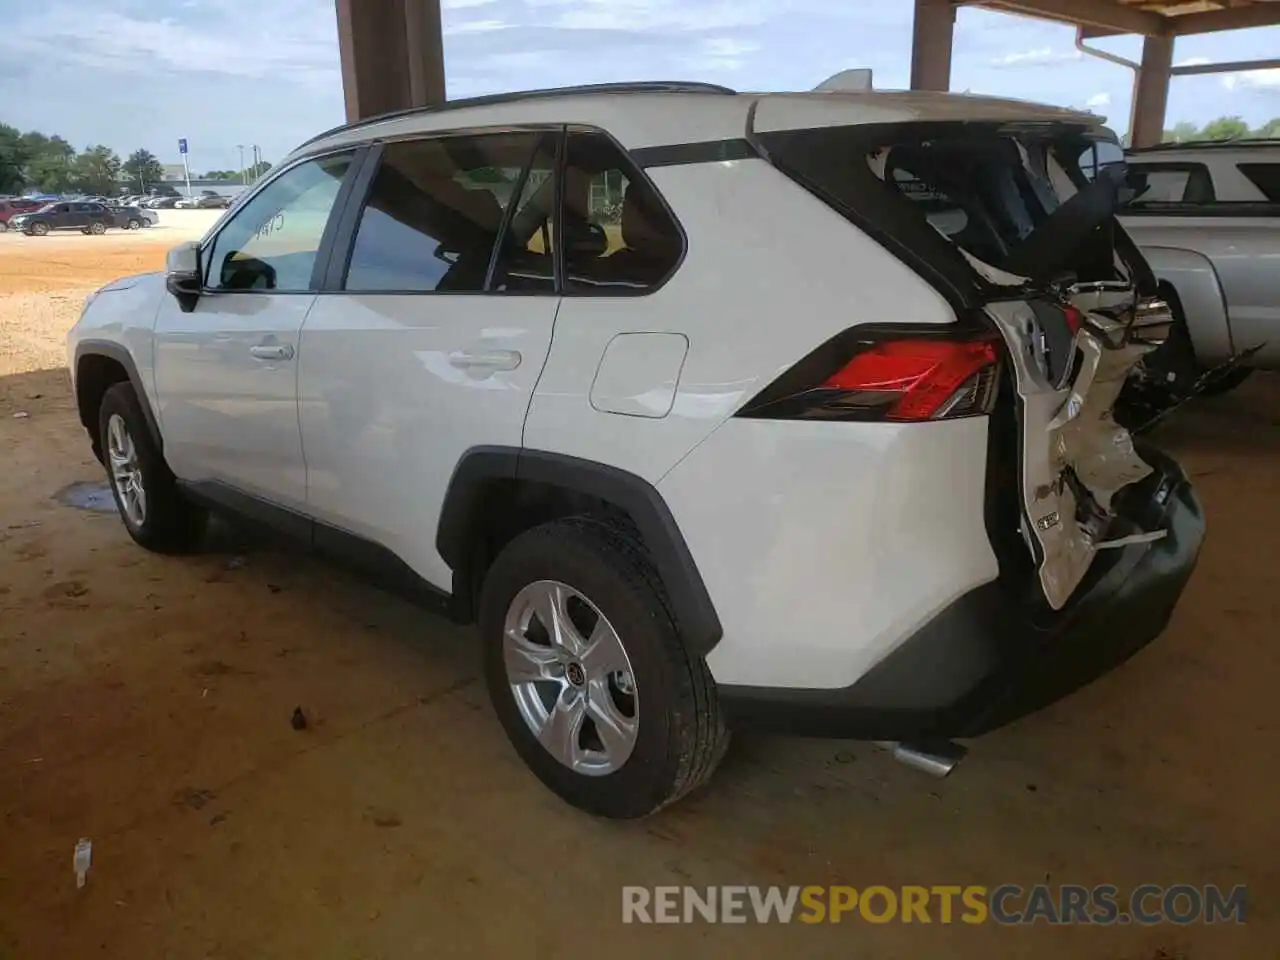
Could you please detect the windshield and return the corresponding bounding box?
[758,121,1130,301]
[36,203,58,213]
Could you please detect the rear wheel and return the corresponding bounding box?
[97,383,206,552]
[1141,287,1254,397]
[480,520,728,818]
[89,221,107,235]
[0,220,8,232]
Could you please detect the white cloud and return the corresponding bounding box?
[443,0,497,8]
[0,1,336,86]
[1174,55,1212,68]
[989,47,1082,68]
[1223,69,1280,92]
[1085,92,1111,109]
[444,19,510,35]
[695,37,760,72]
[529,0,769,32]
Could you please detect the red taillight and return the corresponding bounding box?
[1062,305,1084,334]
[737,325,1003,423]
[821,336,1000,421]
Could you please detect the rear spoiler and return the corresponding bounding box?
[812,69,874,92]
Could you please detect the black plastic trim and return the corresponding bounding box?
[436,446,723,656]
[719,448,1203,740]
[72,340,163,452]
[319,142,385,292]
[178,480,455,616]
[632,138,757,168]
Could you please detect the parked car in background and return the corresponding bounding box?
[1113,140,1280,395]
[11,201,116,235]
[67,81,1201,818]
[175,191,228,209]
[0,197,45,231]
[143,196,180,209]
[108,204,159,229]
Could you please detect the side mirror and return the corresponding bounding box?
[165,241,201,312]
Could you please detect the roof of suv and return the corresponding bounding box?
[289,82,1105,164]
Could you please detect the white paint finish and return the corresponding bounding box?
[152,292,313,509]
[750,91,1102,133]
[298,93,754,159]
[297,294,558,589]
[1137,245,1232,362]
[1124,216,1280,366]
[660,417,998,690]
[590,333,689,419]
[67,272,167,413]
[524,158,955,483]
[298,88,1105,164]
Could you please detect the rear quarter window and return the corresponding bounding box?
[1237,162,1280,201]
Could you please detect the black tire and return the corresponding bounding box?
[89,221,107,235]
[127,218,141,230]
[480,520,728,818]
[0,220,8,232]
[30,222,48,236]
[97,382,206,552]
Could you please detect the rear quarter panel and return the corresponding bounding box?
[522,156,959,483]
[1123,214,1280,366]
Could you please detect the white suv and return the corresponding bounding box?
[67,81,1204,818]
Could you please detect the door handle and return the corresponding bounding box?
[448,349,521,372]
[250,343,294,361]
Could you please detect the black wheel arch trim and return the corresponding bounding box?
[437,446,723,656]
[73,339,164,453]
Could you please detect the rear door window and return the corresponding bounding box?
[343,132,543,293]
[1123,163,1215,206]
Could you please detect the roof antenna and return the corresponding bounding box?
[813,68,874,92]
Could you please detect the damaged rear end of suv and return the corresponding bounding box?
[714,96,1205,756]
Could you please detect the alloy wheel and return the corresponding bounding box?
[502,580,639,776]
[106,413,146,528]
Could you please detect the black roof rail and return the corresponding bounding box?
[1128,137,1280,153]
[295,81,739,151]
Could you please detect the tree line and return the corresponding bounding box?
[0,123,270,196]
[1163,115,1280,143]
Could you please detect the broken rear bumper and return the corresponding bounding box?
[719,447,1203,740]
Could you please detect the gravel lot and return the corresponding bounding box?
[1,229,1277,958]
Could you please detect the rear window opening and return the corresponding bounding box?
[757,121,1136,304]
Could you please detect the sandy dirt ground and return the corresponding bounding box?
[0,232,1277,959]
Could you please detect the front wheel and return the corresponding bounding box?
[30,222,48,236]
[480,521,728,818]
[89,221,107,235]
[127,218,141,230]
[97,383,207,552]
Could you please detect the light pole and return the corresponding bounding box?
[237,144,245,185]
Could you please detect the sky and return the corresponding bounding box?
[0,0,1278,174]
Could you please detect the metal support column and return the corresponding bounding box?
[910,0,955,92]
[1130,34,1173,148]
[336,0,446,122]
